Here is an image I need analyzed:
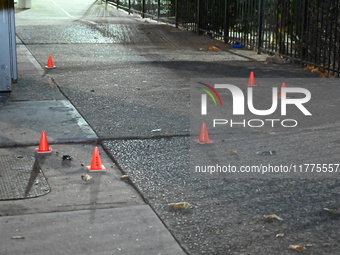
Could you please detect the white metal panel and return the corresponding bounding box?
[0,0,17,91]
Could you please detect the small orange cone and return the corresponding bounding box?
[195,123,213,144]
[87,147,106,171]
[45,55,56,69]
[36,131,53,154]
[246,71,257,86]
[278,82,289,98]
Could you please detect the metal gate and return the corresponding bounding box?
[108,0,340,77]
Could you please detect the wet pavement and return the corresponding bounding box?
[2,0,340,254]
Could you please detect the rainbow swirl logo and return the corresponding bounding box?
[197,82,223,113]
[197,82,223,106]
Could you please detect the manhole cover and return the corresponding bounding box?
[0,155,50,200]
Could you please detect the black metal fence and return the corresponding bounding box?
[107,0,340,77]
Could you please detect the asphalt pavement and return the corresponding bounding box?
[0,0,339,254]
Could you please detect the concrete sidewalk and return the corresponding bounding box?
[5,1,340,254]
[0,35,186,255]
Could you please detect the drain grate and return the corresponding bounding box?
[0,155,50,200]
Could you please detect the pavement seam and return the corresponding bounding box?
[46,77,103,140]
[0,203,148,217]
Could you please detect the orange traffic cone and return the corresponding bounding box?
[45,55,56,69]
[246,71,257,86]
[195,123,213,144]
[87,147,106,171]
[278,82,289,98]
[36,131,53,154]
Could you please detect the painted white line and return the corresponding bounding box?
[48,0,96,24]
[48,0,74,18]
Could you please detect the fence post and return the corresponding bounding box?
[157,0,160,20]
[257,0,264,54]
[128,0,131,14]
[224,0,229,43]
[175,0,178,28]
[300,0,308,63]
[142,0,145,18]
[197,0,201,34]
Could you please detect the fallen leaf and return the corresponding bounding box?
[263,214,283,221]
[289,245,305,252]
[322,243,331,247]
[207,45,219,51]
[276,233,284,237]
[120,175,130,180]
[324,208,340,215]
[81,174,93,181]
[168,202,190,210]
[228,150,238,156]
[11,236,25,239]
